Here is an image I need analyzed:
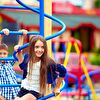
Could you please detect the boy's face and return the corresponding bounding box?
[0,49,8,58]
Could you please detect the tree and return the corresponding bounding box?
[94,0,100,8]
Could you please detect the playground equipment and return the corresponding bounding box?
[64,73,78,90]
[60,72,89,99]
[81,70,100,100]
[60,70,100,100]
[0,80,65,100]
[0,0,66,99]
[52,37,99,100]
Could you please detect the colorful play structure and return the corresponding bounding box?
[52,38,100,100]
[0,0,100,100]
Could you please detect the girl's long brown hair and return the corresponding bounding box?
[28,35,48,95]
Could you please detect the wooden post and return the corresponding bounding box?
[44,0,53,98]
[44,0,52,57]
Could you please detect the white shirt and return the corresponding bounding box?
[21,61,41,92]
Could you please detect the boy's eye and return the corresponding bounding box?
[3,53,7,55]
[0,52,7,55]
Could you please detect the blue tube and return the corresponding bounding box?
[0,5,39,10]
[38,80,65,100]
[40,0,44,36]
[13,43,29,61]
[0,84,21,87]
[65,73,78,90]
[0,31,39,35]
[0,57,16,61]
[81,70,100,80]
[52,43,57,61]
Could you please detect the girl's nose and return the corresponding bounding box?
[39,47,42,51]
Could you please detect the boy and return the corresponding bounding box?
[0,29,27,100]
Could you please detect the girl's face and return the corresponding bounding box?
[34,40,44,58]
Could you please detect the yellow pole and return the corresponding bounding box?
[0,16,3,30]
[64,42,72,67]
[44,0,52,57]
[75,42,98,100]
[74,42,80,54]
[81,59,98,100]
[56,42,72,100]
[44,0,52,97]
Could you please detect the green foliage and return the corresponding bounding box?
[92,48,100,53]
[94,0,100,8]
[89,53,100,66]
[71,45,76,52]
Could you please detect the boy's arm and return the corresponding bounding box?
[14,30,27,64]
[0,28,9,44]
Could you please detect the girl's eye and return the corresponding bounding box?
[41,46,44,49]
[35,46,39,48]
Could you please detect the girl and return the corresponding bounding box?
[15,35,66,100]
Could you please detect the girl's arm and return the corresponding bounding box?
[53,64,66,96]
[14,29,27,63]
[53,77,64,96]
[0,34,3,44]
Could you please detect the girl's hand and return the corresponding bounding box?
[14,45,21,52]
[19,29,28,35]
[53,87,60,96]
[17,29,28,46]
[2,28,9,35]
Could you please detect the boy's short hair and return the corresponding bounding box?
[0,43,8,51]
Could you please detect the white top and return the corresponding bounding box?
[21,61,41,92]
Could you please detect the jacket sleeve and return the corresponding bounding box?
[19,53,28,70]
[56,64,67,77]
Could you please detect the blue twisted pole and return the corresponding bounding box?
[16,0,66,40]
[0,0,66,39]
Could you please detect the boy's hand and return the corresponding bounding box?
[2,28,9,35]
